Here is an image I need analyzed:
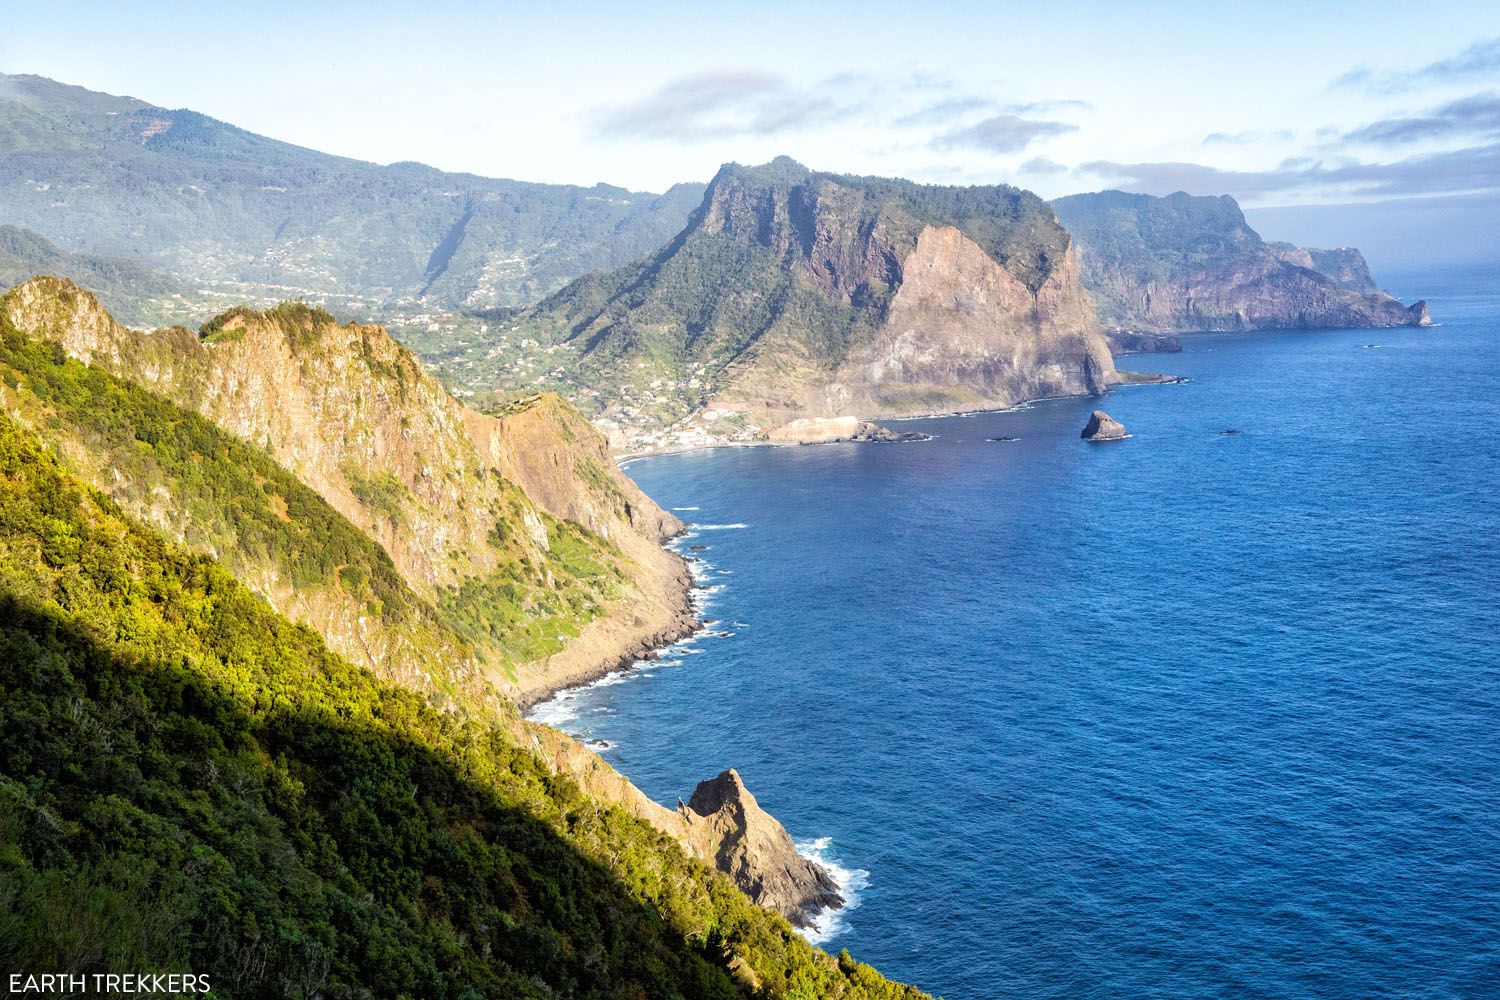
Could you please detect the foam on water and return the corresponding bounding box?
[795,836,870,946]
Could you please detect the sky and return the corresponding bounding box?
[4,1,1499,269]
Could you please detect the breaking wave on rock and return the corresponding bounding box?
[794,836,869,945]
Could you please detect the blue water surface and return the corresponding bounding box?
[534,275,1500,999]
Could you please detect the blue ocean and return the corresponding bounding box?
[531,272,1500,999]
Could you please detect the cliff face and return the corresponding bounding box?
[1,277,689,699]
[508,157,1117,435]
[1052,190,1430,333]
[2,276,853,934]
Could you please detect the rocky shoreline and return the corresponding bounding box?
[514,537,702,710]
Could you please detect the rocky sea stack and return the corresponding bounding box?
[1082,410,1129,441]
[677,769,844,926]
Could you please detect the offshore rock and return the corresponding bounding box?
[1082,410,1129,441]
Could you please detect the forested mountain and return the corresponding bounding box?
[0,74,703,315]
[477,157,1117,443]
[0,224,189,326]
[1051,190,1430,333]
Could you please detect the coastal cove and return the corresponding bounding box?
[530,273,1500,999]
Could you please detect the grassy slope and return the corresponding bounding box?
[0,410,928,999]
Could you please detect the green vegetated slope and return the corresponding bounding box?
[0,412,927,999]
[0,309,489,709]
[0,225,192,328]
[0,73,703,314]
[1,278,671,694]
[1051,190,1428,332]
[470,157,1100,433]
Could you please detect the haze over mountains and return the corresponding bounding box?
[0,73,704,316]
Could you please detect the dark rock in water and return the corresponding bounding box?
[1220,429,1241,436]
[677,769,844,926]
[688,544,708,551]
[847,423,932,444]
[987,436,1020,442]
[1106,330,1184,355]
[1081,410,1129,441]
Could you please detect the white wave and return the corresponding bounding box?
[692,522,749,530]
[672,506,701,511]
[732,621,749,628]
[525,666,638,727]
[526,691,583,728]
[794,836,869,945]
[590,673,630,687]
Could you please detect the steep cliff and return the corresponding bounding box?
[1,277,690,699]
[1052,190,1430,333]
[679,770,845,926]
[499,157,1118,441]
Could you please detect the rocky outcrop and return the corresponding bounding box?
[1266,243,1380,293]
[1052,191,1430,334]
[522,725,842,927]
[1081,410,1129,441]
[765,415,929,445]
[1106,330,1183,355]
[509,158,1125,436]
[1,277,691,701]
[678,770,843,925]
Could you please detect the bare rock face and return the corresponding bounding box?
[1081,410,1129,441]
[819,226,1116,420]
[677,770,843,926]
[765,415,928,444]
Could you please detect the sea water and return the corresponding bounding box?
[530,271,1499,998]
